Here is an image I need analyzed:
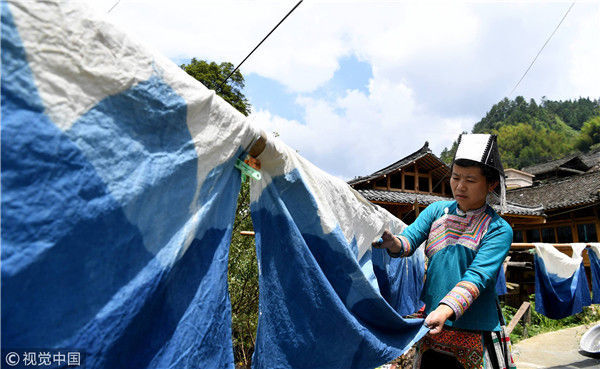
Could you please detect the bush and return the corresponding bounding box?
[501,297,600,343]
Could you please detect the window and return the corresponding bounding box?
[577,223,598,242]
[390,173,402,189]
[526,229,540,243]
[375,177,387,188]
[556,226,573,243]
[541,228,556,243]
[513,230,524,243]
[418,177,429,192]
[404,175,415,190]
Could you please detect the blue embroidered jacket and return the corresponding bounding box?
[396,200,512,331]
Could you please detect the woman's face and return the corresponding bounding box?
[450,164,497,212]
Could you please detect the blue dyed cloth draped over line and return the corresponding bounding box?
[589,244,600,304]
[249,139,428,369]
[1,2,427,368]
[533,243,591,319]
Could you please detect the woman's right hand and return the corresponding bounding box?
[371,229,404,255]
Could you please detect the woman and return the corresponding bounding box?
[374,134,515,369]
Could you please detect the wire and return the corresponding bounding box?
[218,0,303,91]
[508,2,575,97]
[107,0,121,13]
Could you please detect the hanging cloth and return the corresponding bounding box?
[495,263,508,296]
[588,243,600,304]
[1,2,260,368]
[372,245,426,317]
[534,243,591,319]
[249,138,428,369]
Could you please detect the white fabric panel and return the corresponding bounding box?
[534,243,586,279]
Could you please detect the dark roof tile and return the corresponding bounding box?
[507,170,600,210]
[357,189,544,216]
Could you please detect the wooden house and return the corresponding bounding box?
[349,143,600,306]
[348,142,545,225]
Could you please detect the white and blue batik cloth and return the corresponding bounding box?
[1,2,427,368]
[533,243,591,319]
[249,138,428,369]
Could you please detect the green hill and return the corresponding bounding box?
[440,96,600,169]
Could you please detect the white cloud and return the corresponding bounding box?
[250,77,474,180]
[82,0,599,179]
[567,5,600,98]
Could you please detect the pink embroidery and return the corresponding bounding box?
[425,209,491,258]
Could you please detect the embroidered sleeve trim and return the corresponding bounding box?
[440,281,480,319]
[386,235,411,258]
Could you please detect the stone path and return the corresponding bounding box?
[512,324,600,369]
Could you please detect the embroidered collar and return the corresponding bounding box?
[455,203,487,218]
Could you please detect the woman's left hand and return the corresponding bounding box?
[424,304,455,335]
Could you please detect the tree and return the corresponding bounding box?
[228,180,258,368]
[494,122,573,169]
[575,116,600,152]
[182,59,257,368]
[441,96,595,169]
[181,58,252,116]
[440,132,466,165]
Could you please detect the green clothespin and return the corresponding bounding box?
[235,158,261,182]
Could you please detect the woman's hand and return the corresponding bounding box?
[424,304,455,335]
[371,229,403,255]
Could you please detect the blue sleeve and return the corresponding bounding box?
[462,217,513,292]
[395,201,444,257]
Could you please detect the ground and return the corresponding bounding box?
[512,323,600,369]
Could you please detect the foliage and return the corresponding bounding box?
[501,297,600,344]
[493,122,575,169]
[180,58,251,116]
[182,59,257,368]
[440,132,465,165]
[542,97,600,131]
[575,116,600,152]
[441,96,600,169]
[228,180,259,368]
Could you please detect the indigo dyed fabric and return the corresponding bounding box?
[250,140,429,369]
[373,247,426,316]
[1,2,258,368]
[534,243,591,319]
[589,244,600,304]
[495,265,508,296]
[2,2,430,369]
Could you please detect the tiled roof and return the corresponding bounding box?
[357,189,545,216]
[521,153,585,175]
[581,148,600,171]
[348,142,449,185]
[507,170,600,210]
[357,189,449,206]
[521,148,600,176]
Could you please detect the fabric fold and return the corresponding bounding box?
[1,2,258,368]
[588,243,600,304]
[533,243,591,319]
[250,137,428,369]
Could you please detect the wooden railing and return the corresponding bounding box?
[506,301,532,337]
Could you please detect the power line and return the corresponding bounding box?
[107,0,121,13]
[219,0,303,90]
[508,2,575,97]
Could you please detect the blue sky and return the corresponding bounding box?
[88,0,600,179]
[244,55,372,123]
